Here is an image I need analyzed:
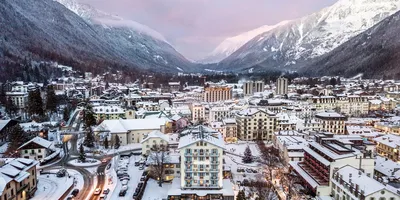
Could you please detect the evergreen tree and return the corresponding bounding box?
[0,84,6,105]
[6,125,30,155]
[114,135,120,149]
[104,136,109,149]
[27,89,44,116]
[78,143,86,163]
[63,106,71,122]
[83,129,95,148]
[45,85,58,113]
[83,104,96,130]
[5,97,17,116]
[242,146,254,163]
[236,190,246,200]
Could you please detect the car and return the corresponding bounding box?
[101,158,108,163]
[66,196,73,200]
[138,183,143,188]
[121,185,128,191]
[71,189,79,196]
[120,176,130,181]
[135,187,140,193]
[134,161,140,166]
[133,191,139,198]
[119,190,126,197]
[245,168,253,173]
[140,176,145,181]
[94,188,102,195]
[142,171,148,176]
[251,169,258,173]
[121,179,128,185]
[139,165,144,170]
[103,188,110,194]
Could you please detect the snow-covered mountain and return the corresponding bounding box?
[216,0,400,72]
[199,20,290,63]
[0,0,192,74]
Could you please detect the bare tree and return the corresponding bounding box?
[248,175,277,200]
[148,144,170,187]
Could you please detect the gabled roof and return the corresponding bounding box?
[178,126,225,150]
[141,130,169,144]
[18,136,52,150]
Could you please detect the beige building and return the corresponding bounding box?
[374,134,400,162]
[236,108,278,141]
[94,118,168,145]
[310,95,369,117]
[141,130,169,156]
[18,137,52,161]
[0,158,39,200]
[191,103,205,122]
[93,105,125,121]
[222,118,237,143]
[276,77,288,95]
[203,86,232,102]
[315,111,346,134]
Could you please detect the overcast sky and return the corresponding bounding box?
[77,0,337,60]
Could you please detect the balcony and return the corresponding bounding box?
[17,184,29,193]
[211,160,219,164]
[210,153,219,157]
[211,176,218,180]
[185,176,192,180]
[210,168,219,172]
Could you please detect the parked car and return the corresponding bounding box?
[119,190,126,197]
[139,165,145,170]
[142,171,148,176]
[121,179,128,185]
[103,188,110,194]
[245,168,253,173]
[134,161,140,166]
[71,189,79,196]
[140,176,145,181]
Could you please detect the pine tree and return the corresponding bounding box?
[0,84,6,105]
[27,89,44,116]
[114,135,120,149]
[6,125,30,155]
[236,190,246,200]
[242,145,254,163]
[83,104,96,131]
[5,97,17,116]
[63,106,70,122]
[78,143,86,162]
[104,136,109,149]
[83,129,95,148]
[45,85,58,113]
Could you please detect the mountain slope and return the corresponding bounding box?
[0,0,192,73]
[199,20,290,64]
[216,0,400,72]
[300,10,400,78]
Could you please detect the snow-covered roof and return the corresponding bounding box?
[0,120,11,131]
[375,156,400,179]
[141,130,169,143]
[315,111,345,118]
[289,161,319,188]
[333,165,386,196]
[0,158,38,195]
[95,118,169,133]
[308,142,360,160]
[374,134,400,149]
[18,136,52,150]
[178,126,225,150]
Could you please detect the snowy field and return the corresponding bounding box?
[225,141,263,156]
[32,171,74,200]
[68,158,101,167]
[142,180,172,200]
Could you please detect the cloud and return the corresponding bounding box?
[77,0,337,60]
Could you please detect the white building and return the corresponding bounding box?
[331,165,399,200]
[168,126,234,199]
[17,137,53,161]
[236,108,278,141]
[141,130,169,155]
[208,106,232,123]
[276,77,288,95]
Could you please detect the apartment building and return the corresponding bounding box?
[92,105,125,121]
[222,118,237,143]
[289,135,375,196]
[331,165,399,200]
[276,77,289,95]
[0,158,39,200]
[315,111,347,134]
[208,106,232,123]
[310,95,369,117]
[6,92,28,109]
[236,108,278,141]
[168,126,234,199]
[191,103,205,122]
[203,86,232,102]
[274,134,307,164]
[243,81,264,96]
[374,134,400,162]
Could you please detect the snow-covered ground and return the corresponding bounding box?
[32,171,74,200]
[142,180,172,200]
[225,141,262,157]
[68,158,101,167]
[107,155,143,200]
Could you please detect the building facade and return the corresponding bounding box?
[276,77,288,95]
[203,86,232,102]
[315,112,346,134]
[236,108,278,141]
